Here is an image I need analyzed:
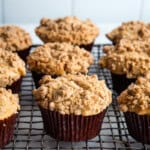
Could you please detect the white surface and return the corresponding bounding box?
[5,23,118,44]
[3,0,72,23]
[0,0,150,23]
[141,0,150,21]
[73,0,142,23]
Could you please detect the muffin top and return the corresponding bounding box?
[99,39,150,78]
[106,21,150,43]
[27,42,93,75]
[35,16,99,45]
[118,75,150,115]
[0,49,26,87]
[33,74,112,116]
[0,25,32,51]
[0,88,20,119]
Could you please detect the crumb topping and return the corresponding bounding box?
[106,21,150,43]
[99,39,150,78]
[0,88,20,119]
[35,16,99,45]
[0,49,26,87]
[27,42,93,75]
[118,75,150,115]
[0,25,32,51]
[33,74,112,116]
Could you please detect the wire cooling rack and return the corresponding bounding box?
[3,44,150,150]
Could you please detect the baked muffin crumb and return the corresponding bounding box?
[99,39,150,78]
[33,74,112,116]
[0,25,32,51]
[0,48,26,87]
[0,88,20,119]
[118,74,150,115]
[27,42,93,75]
[106,21,150,43]
[35,16,99,45]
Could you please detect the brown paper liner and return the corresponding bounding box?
[124,112,150,144]
[79,42,94,52]
[17,47,31,62]
[0,114,17,148]
[6,78,22,93]
[39,107,106,141]
[111,73,136,94]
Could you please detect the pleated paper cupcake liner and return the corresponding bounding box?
[0,114,17,148]
[124,112,150,144]
[40,107,106,141]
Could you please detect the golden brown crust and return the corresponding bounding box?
[0,25,32,51]
[118,75,150,115]
[0,49,26,87]
[33,74,112,116]
[35,16,99,45]
[27,42,93,75]
[99,39,150,78]
[0,88,20,119]
[106,21,150,43]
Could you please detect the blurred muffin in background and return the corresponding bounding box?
[27,42,94,87]
[35,16,99,51]
[0,49,26,93]
[99,39,150,94]
[0,25,32,62]
[106,21,150,44]
[33,74,112,141]
[0,88,20,148]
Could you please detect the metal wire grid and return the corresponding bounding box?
[2,44,150,150]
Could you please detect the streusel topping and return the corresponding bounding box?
[33,74,112,116]
[0,25,32,51]
[35,16,99,45]
[99,39,150,78]
[118,75,150,115]
[0,88,20,119]
[106,21,150,43]
[27,42,93,75]
[0,49,26,87]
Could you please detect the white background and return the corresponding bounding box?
[0,0,150,24]
[0,0,150,44]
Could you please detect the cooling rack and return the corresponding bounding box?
[3,44,150,150]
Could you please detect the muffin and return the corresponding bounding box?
[0,48,26,93]
[99,39,150,94]
[106,21,150,44]
[35,16,99,51]
[118,75,150,144]
[27,42,94,87]
[0,88,20,148]
[0,25,32,61]
[33,74,112,141]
